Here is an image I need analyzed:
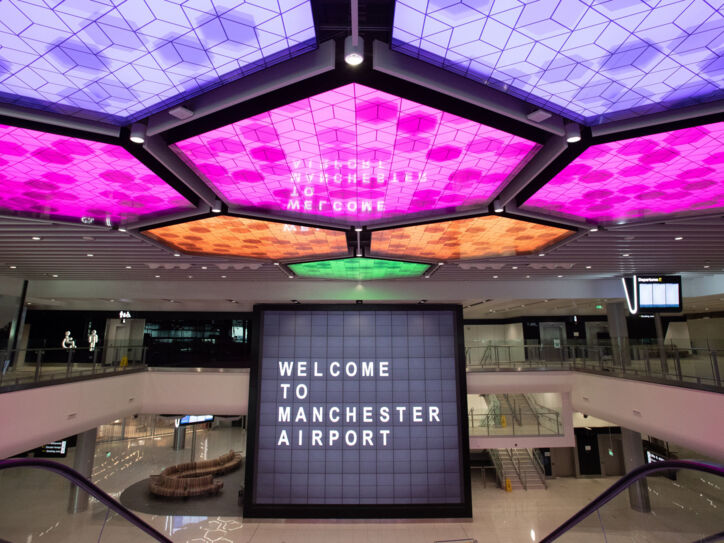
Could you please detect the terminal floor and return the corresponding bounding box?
[0,425,720,543]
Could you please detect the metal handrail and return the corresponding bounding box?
[540,460,724,542]
[527,448,548,489]
[0,458,172,542]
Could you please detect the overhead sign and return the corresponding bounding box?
[622,275,682,314]
[176,415,214,427]
[35,441,68,458]
[245,306,471,518]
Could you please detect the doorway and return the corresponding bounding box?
[540,322,566,361]
[575,428,602,476]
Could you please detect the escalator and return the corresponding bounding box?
[541,460,724,542]
[0,458,172,542]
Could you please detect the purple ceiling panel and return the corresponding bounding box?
[0,0,316,123]
[392,0,724,124]
[173,83,539,225]
[0,124,193,223]
[522,121,724,223]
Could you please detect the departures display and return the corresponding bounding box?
[245,306,471,518]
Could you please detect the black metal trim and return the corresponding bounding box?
[243,303,472,518]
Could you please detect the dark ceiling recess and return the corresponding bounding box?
[311,0,395,44]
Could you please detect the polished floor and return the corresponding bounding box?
[0,422,721,543]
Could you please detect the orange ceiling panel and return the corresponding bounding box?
[371,215,573,261]
[143,215,349,260]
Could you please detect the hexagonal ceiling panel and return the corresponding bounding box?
[142,215,349,261]
[172,83,539,226]
[0,123,193,224]
[0,0,316,123]
[288,257,430,281]
[392,0,724,124]
[371,215,573,261]
[522,120,724,224]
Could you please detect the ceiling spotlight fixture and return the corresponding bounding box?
[211,199,222,213]
[557,274,563,278]
[526,275,531,278]
[538,253,545,257]
[118,225,127,233]
[493,199,504,213]
[344,35,364,66]
[9,265,16,269]
[125,265,132,269]
[201,266,208,270]
[622,253,630,257]
[221,275,227,278]
[590,226,599,232]
[174,253,181,257]
[87,253,94,257]
[565,122,581,143]
[585,265,592,269]
[154,275,160,278]
[704,265,710,269]
[273,262,280,266]
[424,275,430,279]
[52,274,58,278]
[356,249,362,257]
[129,122,146,144]
[32,236,41,241]
[438,262,445,266]
[512,266,518,270]
[492,275,498,279]
[355,227,363,232]
[674,236,683,241]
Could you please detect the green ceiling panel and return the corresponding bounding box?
[289,257,429,281]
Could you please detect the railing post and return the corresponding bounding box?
[710,350,721,387]
[674,350,682,382]
[92,348,98,374]
[66,348,73,377]
[34,349,42,382]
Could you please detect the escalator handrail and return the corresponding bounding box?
[541,459,724,543]
[0,457,173,543]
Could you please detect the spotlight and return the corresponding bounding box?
[211,199,222,213]
[355,300,363,304]
[344,34,364,66]
[129,122,146,144]
[565,122,581,143]
[418,299,427,304]
[493,199,504,213]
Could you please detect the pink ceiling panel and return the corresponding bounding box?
[0,124,193,224]
[173,83,538,225]
[523,121,724,223]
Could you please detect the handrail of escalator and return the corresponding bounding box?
[0,457,173,543]
[540,459,724,543]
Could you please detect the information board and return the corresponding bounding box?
[244,306,471,518]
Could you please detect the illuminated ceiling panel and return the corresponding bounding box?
[371,215,573,261]
[522,121,724,223]
[0,124,192,223]
[142,215,349,260]
[392,0,724,124]
[0,0,316,123]
[289,257,430,281]
[173,83,539,225]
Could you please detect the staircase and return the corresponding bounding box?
[494,448,547,490]
[502,393,538,426]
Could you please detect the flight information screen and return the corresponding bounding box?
[246,307,470,517]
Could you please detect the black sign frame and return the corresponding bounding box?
[243,303,472,518]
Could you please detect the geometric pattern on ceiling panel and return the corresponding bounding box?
[288,257,430,281]
[392,0,724,124]
[0,1,315,123]
[522,121,724,224]
[172,83,539,226]
[0,124,193,224]
[141,215,350,261]
[371,215,574,261]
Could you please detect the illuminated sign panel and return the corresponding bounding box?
[522,122,724,223]
[0,124,193,223]
[0,1,316,123]
[173,83,538,225]
[622,275,682,314]
[289,257,429,281]
[245,307,470,517]
[371,215,573,261]
[142,216,349,261]
[392,0,724,124]
[177,415,214,427]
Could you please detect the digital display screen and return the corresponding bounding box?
[35,441,67,458]
[177,415,214,426]
[638,276,682,311]
[245,306,470,518]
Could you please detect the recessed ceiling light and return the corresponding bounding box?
[32,236,41,240]
[288,275,295,279]
[221,275,227,278]
[512,266,518,270]
[493,275,498,279]
[585,265,592,269]
[622,253,630,257]
[9,265,16,269]
[118,226,127,233]
[704,265,710,269]
[355,227,363,232]
[125,265,132,269]
[174,253,181,257]
[438,262,445,266]
[188,275,193,278]
[201,266,208,270]
[674,236,683,241]
[52,274,58,278]
[538,253,545,257]
[589,226,599,232]
[526,275,531,279]
[87,253,94,257]
[557,275,564,278]
[273,262,280,266]
[154,275,160,278]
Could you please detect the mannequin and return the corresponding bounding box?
[62,331,76,349]
[88,330,99,352]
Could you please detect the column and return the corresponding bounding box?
[67,428,98,513]
[606,302,630,368]
[173,425,186,450]
[6,280,28,370]
[621,428,651,513]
